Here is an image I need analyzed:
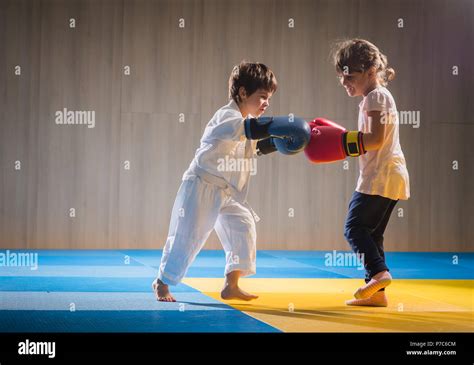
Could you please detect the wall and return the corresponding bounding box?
[0,0,472,251]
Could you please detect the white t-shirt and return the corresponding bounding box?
[183,100,257,202]
[356,87,410,201]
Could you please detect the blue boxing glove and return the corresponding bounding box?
[245,116,311,155]
[256,137,277,155]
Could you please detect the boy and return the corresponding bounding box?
[153,61,277,302]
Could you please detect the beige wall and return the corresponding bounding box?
[0,0,472,251]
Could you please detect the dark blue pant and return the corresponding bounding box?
[344,191,398,286]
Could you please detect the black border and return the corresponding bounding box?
[0,332,471,362]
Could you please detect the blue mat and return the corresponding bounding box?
[0,310,278,332]
[0,277,196,292]
[1,249,472,333]
[1,250,472,279]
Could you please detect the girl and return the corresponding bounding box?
[333,39,410,307]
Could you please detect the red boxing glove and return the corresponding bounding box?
[304,118,366,164]
[309,117,346,131]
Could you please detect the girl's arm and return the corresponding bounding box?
[361,111,386,151]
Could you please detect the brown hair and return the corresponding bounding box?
[332,39,395,86]
[228,61,278,103]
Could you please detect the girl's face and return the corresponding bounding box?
[239,88,272,117]
[338,67,379,97]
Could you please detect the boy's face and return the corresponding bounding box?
[338,68,377,97]
[239,88,272,117]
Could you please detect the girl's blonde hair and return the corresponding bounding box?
[332,39,395,86]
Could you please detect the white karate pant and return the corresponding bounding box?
[158,176,257,286]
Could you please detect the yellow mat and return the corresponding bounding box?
[183,278,474,332]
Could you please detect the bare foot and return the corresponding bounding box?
[221,285,259,301]
[346,291,388,307]
[354,271,392,299]
[152,278,176,302]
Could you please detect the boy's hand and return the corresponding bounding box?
[245,116,311,155]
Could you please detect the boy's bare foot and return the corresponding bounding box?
[152,278,176,302]
[354,270,392,299]
[221,285,259,301]
[346,291,388,307]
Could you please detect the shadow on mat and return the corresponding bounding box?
[228,303,472,332]
[177,301,231,310]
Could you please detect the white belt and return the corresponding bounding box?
[190,165,260,223]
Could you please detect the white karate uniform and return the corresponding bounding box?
[356,87,410,201]
[158,100,259,286]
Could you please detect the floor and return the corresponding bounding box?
[0,250,472,332]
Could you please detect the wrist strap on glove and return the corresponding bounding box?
[343,131,366,157]
[245,117,273,140]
